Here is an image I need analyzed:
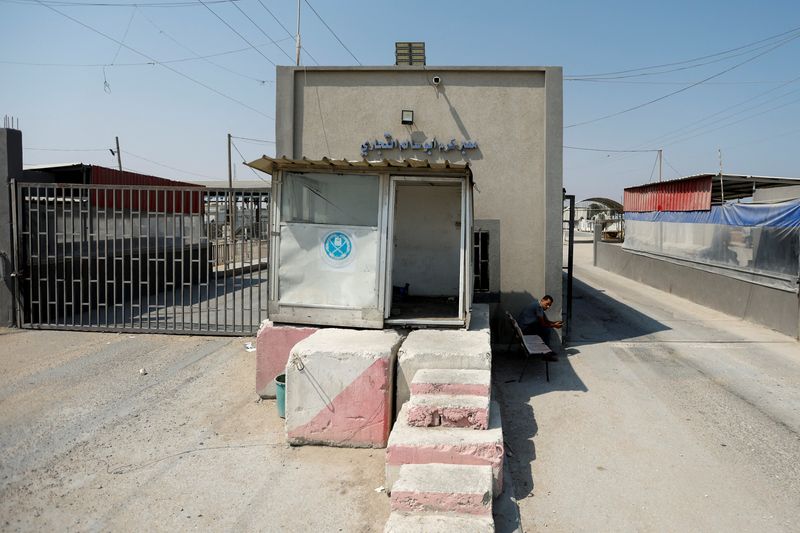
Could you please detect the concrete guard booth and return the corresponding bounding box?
[247,156,474,329]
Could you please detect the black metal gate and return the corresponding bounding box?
[12,182,269,335]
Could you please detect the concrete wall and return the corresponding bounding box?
[276,66,563,324]
[594,237,800,339]
[393,184,461,296]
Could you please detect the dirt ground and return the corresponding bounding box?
[495,242,800,532]
[0,329,389,532]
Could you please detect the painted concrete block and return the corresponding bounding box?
[410,369,491,397]
[386,401,504,494]
[406,394,490,430]
[255,320,317,398]
[384,512,494,533]
[390,464,493,516]
[396,330,491,415]
[286,328,404,448]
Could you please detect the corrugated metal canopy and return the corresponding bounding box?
[245,155,471,177]
[624,173,800,212]
[580,197,623,211]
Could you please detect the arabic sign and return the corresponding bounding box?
[360,132,478,158]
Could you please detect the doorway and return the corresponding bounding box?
[385,177,465,325]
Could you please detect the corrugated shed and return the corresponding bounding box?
[89,166,205,214]
[624,175,712,212]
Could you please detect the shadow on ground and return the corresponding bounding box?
[495,271,672,500]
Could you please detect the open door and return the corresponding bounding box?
[384,176,471,327]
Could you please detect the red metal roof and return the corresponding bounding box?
[624,176,712,212]
[89,166,205,214]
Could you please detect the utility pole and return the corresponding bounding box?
[658,148,663,183]
[115,136,122,172]
[295,0,301,66]
[227,133,236,245]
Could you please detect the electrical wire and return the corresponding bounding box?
[123,149,217,178]
[228,0,294,64]
[24,146,109,151]
[564,145,658,153]
[662,156,683,177]
[197,0,276,67]
[254,0,318,65]
[567,24,800,78]
[647,152,660,182]
[34,0,274,119]
[230,140,270,183]
[231,135,275,144]
[565,32,800,129]
[303,0,361,65]
[0,38,291,68]
[137,7,271,84]
[3,0,235,6]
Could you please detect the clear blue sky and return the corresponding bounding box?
[2,0,799,201]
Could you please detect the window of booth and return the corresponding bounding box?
[281,172,379,227]
[277,172,382,310]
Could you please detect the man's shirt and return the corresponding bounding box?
[518,299,544,330]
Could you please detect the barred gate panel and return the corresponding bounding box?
[14,183,269,335]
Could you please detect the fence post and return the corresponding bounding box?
[0,128,23,327]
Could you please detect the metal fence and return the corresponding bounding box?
[12,182,270,335]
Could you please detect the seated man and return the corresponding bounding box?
[517,294,563,351]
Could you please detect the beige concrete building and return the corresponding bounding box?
[274,65,563,330]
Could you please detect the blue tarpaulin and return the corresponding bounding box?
[624,199,800,228]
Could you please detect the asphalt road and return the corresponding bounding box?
[0,330,387,532]
[496,242,800,532]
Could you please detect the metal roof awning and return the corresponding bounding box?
[245,155,472,177]
[624,173,800,212]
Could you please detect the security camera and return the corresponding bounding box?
[432,75,441,86]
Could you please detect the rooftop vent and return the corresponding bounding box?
[395,42,425,66]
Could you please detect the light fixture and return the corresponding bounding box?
[401,110,414,125]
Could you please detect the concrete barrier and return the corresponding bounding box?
[396,330,491,415]
[255,320,318,398]
[384,512,494,533]
[286,328,404,448]
[410,369,491,397]
[390,463,493,516]
[386,401,504,494]
[406,394,490,430]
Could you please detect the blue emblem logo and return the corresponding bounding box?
[323,231,352,261]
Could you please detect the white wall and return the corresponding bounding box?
[392,184,461,296]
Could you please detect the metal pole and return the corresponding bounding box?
[115,136,122,172]
[295,0,301,66]
[565,194,575,342]
[658,149,662,183]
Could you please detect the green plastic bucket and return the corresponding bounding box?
[275,374,286,418]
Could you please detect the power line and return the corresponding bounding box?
[564,145,659,153]
[228,0,294,64]
[24,146,109,151]
[34,0,274,119]
[123,150,218,178]
[565,32,800,129]
[567,24,800,78]
[303,0,361,65]
[0,37,291,69]
[137,7,271,84]
[625,73,800,150]
[662,156,683,177]
[3,0,235,6]
[230,140,270,183]
[231,135,275,144]
[197,0,277,67]
[254,0,318,65]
